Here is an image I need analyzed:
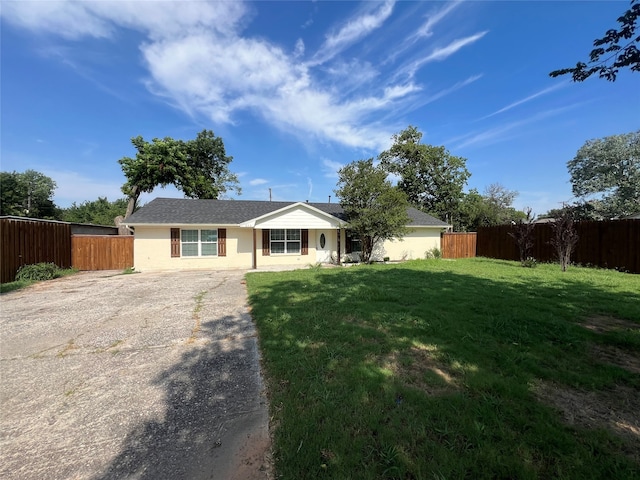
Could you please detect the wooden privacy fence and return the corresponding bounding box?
[71,235,134,271]
[1,217,72,283]
[477,219,640,273]
[441,232,477,259]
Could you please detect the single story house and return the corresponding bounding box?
[124,198,450,271]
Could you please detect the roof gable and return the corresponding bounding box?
[240,202,343,228]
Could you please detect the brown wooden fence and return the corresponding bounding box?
[441,232,477,259]
[72,235,134,271]
[477,219,640,273]
[1,217,72,283]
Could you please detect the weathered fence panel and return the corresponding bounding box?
[1,217,72,283]
[441,232,477,259]
[72,235,134,271]
[477,219,640,273]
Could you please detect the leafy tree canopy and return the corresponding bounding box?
[568,131,639,218]
[335,159,410,263]
[119,129,241,218]
[550,0,639,81]
[379,126,470,224]
[0,170,60,219]
[60,197,129,226]
[457,184,525,231]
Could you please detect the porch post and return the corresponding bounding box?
[252,228,257,269]
[336,228,341,265]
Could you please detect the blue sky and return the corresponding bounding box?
[2,1,638,217]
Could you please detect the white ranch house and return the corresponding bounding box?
[124,198,450,271]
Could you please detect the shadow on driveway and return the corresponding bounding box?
[94,315,270,480]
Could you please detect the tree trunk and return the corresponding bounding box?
[124,185,140,219]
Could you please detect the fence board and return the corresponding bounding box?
[441,232,477,259]
[477,219,640,273]
[0,218,72,283]
[71,235,134,271]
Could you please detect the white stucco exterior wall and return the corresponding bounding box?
[378,228,442,261]
[133,226,253,271]
[133,225,443,271]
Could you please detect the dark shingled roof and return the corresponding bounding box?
[124,198,449,227]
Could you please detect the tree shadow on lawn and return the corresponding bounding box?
[247,263,640,478]
[93,315,267,480]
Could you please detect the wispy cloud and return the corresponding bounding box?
[310,0,395,66]
[1,0,477,153]
[481,83,567,119]
[400,31,488,79]
[416,1,462,38]
[249,178,269,186]
[322,158,344,179]
[453,104,583,149]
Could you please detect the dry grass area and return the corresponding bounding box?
[533,381,640,462]
[534,314,640,463]
[581,314,640,334]
[381,345,460,396]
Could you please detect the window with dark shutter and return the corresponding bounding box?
[345,230,353,254]
[262,229,270,256]
[301,229,308,255]
[171,228,180,257]
[218,228,226,256]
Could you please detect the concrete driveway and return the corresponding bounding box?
[0,270,271,480]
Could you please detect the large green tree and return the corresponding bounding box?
[0,170,60,219]
[550,0,639,82]
[568,131,639,218]
[335,159,410,263]
[379,126,470,224]
[61,197,128,226]
[457,184,525,231]
[119,129,240,218]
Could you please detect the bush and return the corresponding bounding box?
[425,247,442,259]
[15,263,62,281]
[522,257,538,268]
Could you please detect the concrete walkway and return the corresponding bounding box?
[0,269,272,480]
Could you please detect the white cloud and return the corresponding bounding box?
[482,83,567,119]
[310,0,395,66]
[402,32,488,78]
[1,1,478,153]
[416,1,462,38]
[453,104,581,149]
[249,178,269,186]
[322,158,344,179]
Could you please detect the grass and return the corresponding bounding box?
[0,267,79,293]
[246,258,640,479]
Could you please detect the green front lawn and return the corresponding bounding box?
[246,258,640,479]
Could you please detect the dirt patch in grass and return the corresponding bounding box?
[591,344,640,374]
[533,381,640,462]
[581,315,639,334]
[383,346,459,396]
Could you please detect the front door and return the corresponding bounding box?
[316,230,332,263]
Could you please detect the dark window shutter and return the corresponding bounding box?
[218,228,226,256]
[301,229,308,255]
[345,231,353,254]
[262,229,270,256]
[171,228,180,257]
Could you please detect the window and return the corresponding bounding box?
[345,230,361,253]
[181,229,218,257]
[270,229,300,254]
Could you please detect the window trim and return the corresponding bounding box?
[269,228,301,255]
[180,228,219,257]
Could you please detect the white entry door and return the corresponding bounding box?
[316,230,332,263]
